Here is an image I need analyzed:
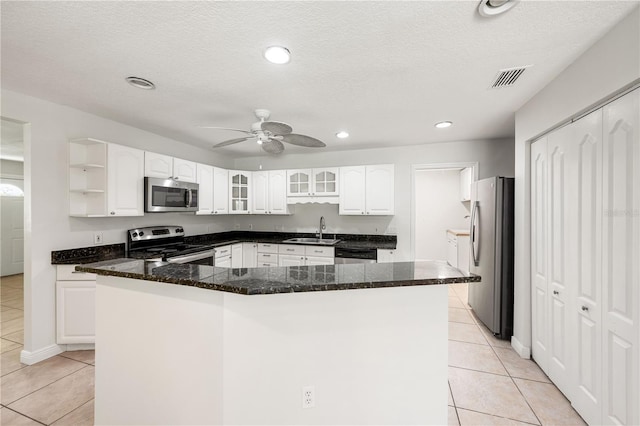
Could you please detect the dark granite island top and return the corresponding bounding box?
[76,258,479,295]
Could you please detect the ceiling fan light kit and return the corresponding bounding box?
[204,109,325,155]
[478,0,520,17]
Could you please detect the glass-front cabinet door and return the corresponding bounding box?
[287,168,339,197]
[313,168,339,196]
[229,170,251,214]
[287,169,312,196]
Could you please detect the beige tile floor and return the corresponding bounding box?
[1,275,585,425]
[447,283,586,426]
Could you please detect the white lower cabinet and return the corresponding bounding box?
[215,245,232,267]
[530,88,639,426]
[56,265,96,344]
[446,231,470,272]
[242,243,258,268]
[257,243,279,267]
[231,244,243,268]
[377,249,395,263]
[278,244,334,266]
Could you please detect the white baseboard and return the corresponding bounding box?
[63,343,95,351]
[20,344,64,365]
[511,336,531,359]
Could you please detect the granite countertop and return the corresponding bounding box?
[76,259,480,295]
[52,231,397,264]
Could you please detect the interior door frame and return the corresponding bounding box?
[410,162,478,262]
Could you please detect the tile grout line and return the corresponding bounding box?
[48,397,95,425]
[57,353,94,366]
[482,331,543,426]
[456,407,542,426]
[2,405,48,425]
[3,363,92,408]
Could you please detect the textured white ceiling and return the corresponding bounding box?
[1,1,637,157]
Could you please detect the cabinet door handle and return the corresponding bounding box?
[314,250,323,253]
[286,249,294,252]
[553,290,559,295]
[110,211,115,215]
[581,306,589,312]
[263,254,271,257]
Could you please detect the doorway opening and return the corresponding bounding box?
[411,163,477,264]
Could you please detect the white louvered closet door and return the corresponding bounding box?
[530,137,549,373]
[601,89,639,426]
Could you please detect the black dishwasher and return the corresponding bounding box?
[334,247,377,264]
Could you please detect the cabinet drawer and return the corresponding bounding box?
[258,243,279,254]
[215,246,232,258]
[278,244,305,255]
[56,265,97,281]
[304,246,335,257]
[258,253,278,263]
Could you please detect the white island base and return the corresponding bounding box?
[95,276,448,425]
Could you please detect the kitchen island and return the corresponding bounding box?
[78,260,479,425]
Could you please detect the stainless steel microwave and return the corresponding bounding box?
[144,177,199,212]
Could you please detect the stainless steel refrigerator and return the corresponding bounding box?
[468,176,514,340]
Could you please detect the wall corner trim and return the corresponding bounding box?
[510,336,531,359]
[20,344,64,365]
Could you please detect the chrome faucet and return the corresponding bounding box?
[319,216,326,240]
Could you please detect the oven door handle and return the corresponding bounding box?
[166,250,214,264]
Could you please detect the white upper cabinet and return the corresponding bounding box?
[460,167,472,202]
[339,164,394,215]
[144,152,197,182]
[253,170,289,215]
[287,168,339,200]
[229,170,251,214]
[107,143,144,216]
[339,166,366,215]
[196,163,214,215]
[173,158,197,182]
[69,138,107,217]
[365,164,395,215]
[213,167,229,214]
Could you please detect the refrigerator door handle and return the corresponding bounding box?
[471,201,479,266]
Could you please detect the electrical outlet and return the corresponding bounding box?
[93,232,103,245]
[302,386,315,408]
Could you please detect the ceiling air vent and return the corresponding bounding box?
[490,65,531,89]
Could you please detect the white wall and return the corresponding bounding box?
[512,7,640,357]
[234,139,514,261]
[414,169,469,262]
[0,159,24,177]
[1,89,237,360]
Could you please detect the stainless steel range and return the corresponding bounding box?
[127,226,214,265]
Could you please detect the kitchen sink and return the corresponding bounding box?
[282,237,341,245]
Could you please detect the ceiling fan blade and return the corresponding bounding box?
[198,126,254,135]
[212,137,254,148]
[281,134,326,148]
[261,121,293,135]
[262,139,285,155]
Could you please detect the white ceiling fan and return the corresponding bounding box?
[200,109,326,155]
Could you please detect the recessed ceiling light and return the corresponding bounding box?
[264,46,291,64]
[435,121,453,129]
[125,76,155,90]
[336,131,349,139]
[478,0,520,17]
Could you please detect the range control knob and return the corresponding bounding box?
[139,231,145,237]
[132,232,138,238]
[176,228,184,233]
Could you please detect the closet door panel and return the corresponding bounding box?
[547,126,572,398]
[530,137,549,372]
[602,89,639,426]
[570,109,603,425]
